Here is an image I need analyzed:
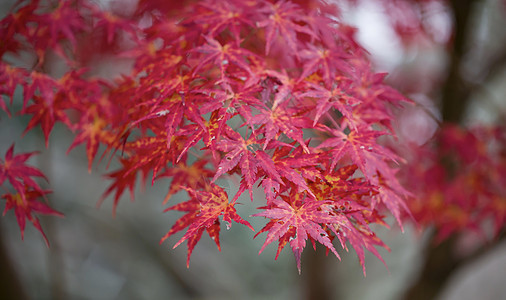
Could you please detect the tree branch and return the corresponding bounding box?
[441,0,480,123]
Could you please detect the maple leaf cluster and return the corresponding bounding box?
[0,0,413,273]
[0,145,63,246]
[401,124,506,243]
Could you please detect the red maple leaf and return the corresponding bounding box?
[309,165,366,201]
[160,185,253,267]
[90,6,137,45]
[374,166,412,229]
[262,69,302,109]
[252,104,311,153]
[303,4,341,47]
[272,146,320,195]
[0,63,27,115]
[22,94,71,146]
[0,1,38,56]
[22,71,60,110]
[257,0,316,58]
[212,131,259,199]
[187,1,255,42]
[298,80,359,128]
[134,75,207,152]
[159,160,214,205]
[135,100,185,150]
[122,128,181,183]
[159,197,217,267]
[256,150,283,186]
[192,36,256,82]
[317,126,399,180]
[0,144,47,198]
[2,189,63,247]
[253,194,341,273]
[28,0,86,63]
[337,223,388,276]
[98,157,150,217]
[67,114,117,172]
[299,43,351,84]
[172,110,225,163]
[199,83,264,133]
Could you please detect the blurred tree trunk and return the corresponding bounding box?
[302,244,334,300]
[0,226,29,300]
[440,0,478,123]
[403,234,460,300]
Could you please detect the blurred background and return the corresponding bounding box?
[1,0,506,299]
